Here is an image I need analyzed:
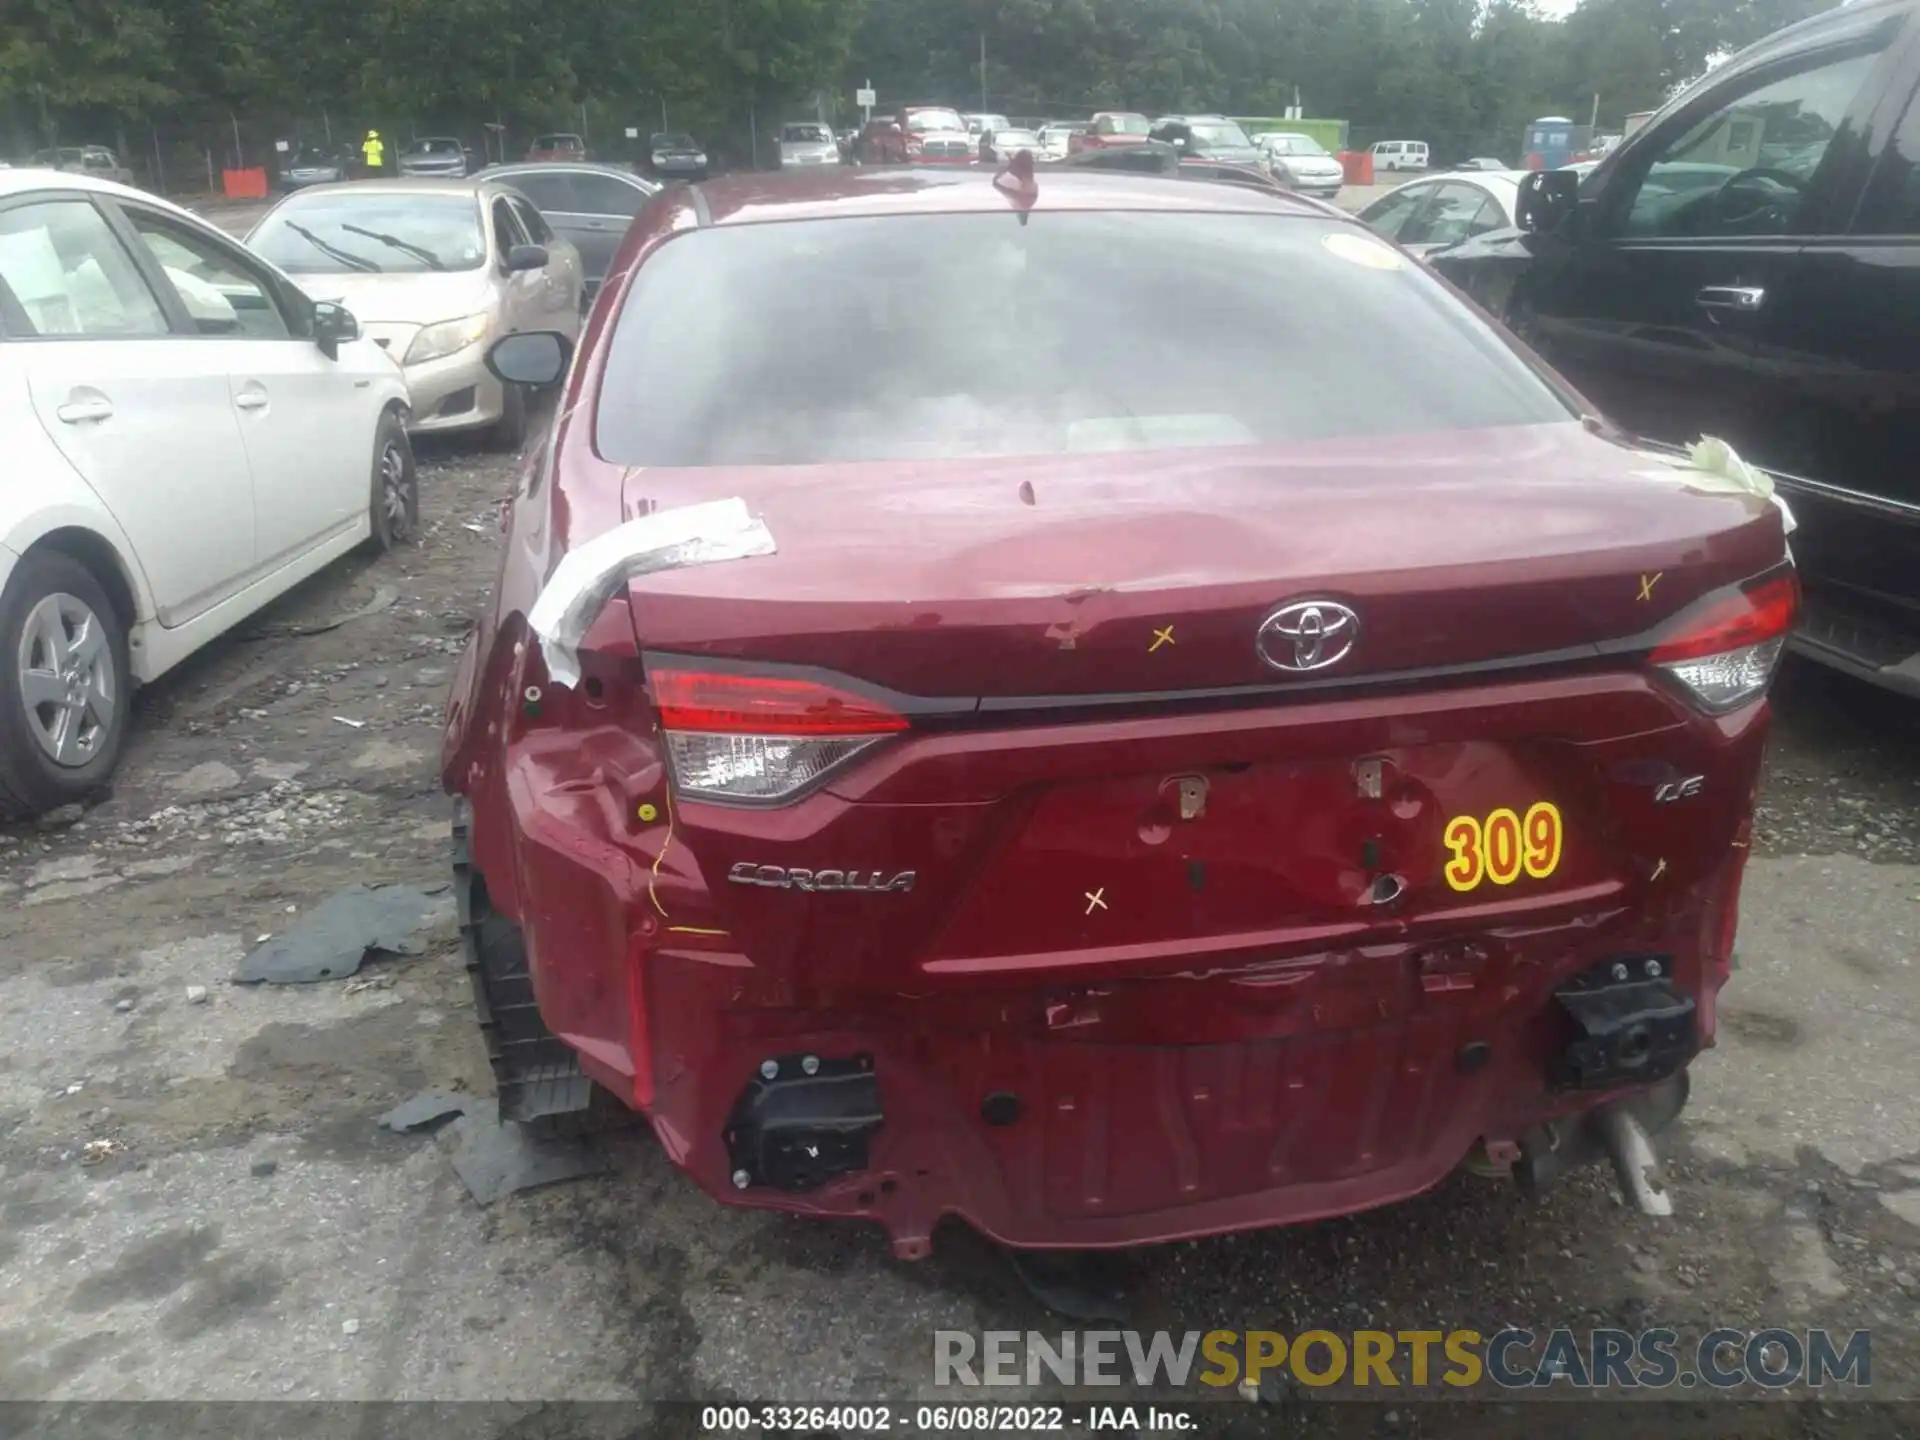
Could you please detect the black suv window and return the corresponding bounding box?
[1856,82,1920,234]
[1616,45,1885,239]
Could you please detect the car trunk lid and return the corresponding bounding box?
[620,421,1787,700]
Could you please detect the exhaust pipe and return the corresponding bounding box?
[1594,1103,1673,1216]
[1511,1070,1688,1213]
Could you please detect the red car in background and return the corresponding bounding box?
[862,104,973,164]
[1068,111,1152,154]
[527,132,587,163]
[446,164,1792,1260]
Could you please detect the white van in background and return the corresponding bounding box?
[1371,140,1429,172]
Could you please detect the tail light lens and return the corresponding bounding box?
[650,665,906,803]
[1650,571,1799,713]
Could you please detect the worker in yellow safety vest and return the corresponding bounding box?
[361,129,385,174]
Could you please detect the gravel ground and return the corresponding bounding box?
[2,435,1917,1437]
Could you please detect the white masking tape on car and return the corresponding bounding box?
[1636,436,1796,535]
[527,497,776,687]
[1321,231,1403,271]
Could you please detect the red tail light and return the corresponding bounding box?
[649,664,905,803]
[651,668,906,735]
[1650,572,1799,663]
[1650,571,1799,713]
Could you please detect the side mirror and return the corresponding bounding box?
[486,330,572,389]
[311,300,360,358]
[1516,169,1580,234]
[504,243,549,274]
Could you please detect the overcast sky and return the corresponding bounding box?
[1533,0,1579,15]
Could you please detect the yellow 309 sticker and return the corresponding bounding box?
[1443,802,1563,892]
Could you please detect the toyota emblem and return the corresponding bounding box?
[1256,600,1360,673]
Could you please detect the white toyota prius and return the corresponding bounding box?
[0,169,413,818]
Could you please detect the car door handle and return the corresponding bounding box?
[55,396,114,424]
[234,387,269,411]
[1695,285,1766,312]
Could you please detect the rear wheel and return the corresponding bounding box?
[0,550,131,819]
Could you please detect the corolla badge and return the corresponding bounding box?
[728,863,916,894]
[1257,600,1361,673]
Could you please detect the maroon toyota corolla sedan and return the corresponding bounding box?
[441,162,1795,1259]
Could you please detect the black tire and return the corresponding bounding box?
[366,408,418,551]
[0,549,132,820]
[488,379,528,453]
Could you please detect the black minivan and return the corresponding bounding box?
[1434,0,1920,697]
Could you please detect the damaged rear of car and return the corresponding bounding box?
[442,169,1792,1258]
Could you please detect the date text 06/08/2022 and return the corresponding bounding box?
[699,1404,1195,1433]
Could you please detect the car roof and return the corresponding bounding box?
[0,168,193,214]
[685,164,1345,227]
[484,161,654,182]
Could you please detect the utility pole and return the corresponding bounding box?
[980,32,988,114]
[1590,90,1601,132]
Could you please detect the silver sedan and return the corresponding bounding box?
[247,178,584,449]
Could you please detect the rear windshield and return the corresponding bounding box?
[783,124,831,143]
[595,212,1570,467]
[1098,115,1151,135]
[413,138,462,155]
[536,134,583,149]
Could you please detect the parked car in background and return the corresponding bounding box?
[1372,139,1430,172]
[963,113,1011,137]
[0,170,413,817]
[980,128,1043,163]
[246,178,582,450]
[778,122,842,169]
[864,105,971,164]
[1433,0,1920,697]
[278,146,346,191]
[1253,131,1344,197]
[647,132,708,179]
[1358,170,1524,255]
[1459,157,1510,171]
[30,146,136,186]
[1061,138,1182,174]
[1149,115,1267,171]
[1038,121,1088,159]
[1069,111,1152,154]
[399,137,470,178]
[483,162,659,301]
[527,133,587,163]
[450,162,1790,1259]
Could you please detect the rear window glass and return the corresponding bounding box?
[784,124,831,143]
[595,211,1571,467]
